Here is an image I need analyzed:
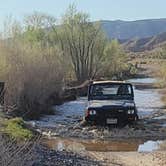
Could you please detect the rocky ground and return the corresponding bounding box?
[89,151,166,166]
[33,144,102,166]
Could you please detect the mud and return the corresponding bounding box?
[42,137,162,152]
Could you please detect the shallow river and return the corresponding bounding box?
[30,77,166,152]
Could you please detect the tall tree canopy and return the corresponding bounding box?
[58,5,106,82]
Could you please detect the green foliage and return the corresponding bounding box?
[102,39,129,79]
[59,5,106,81]
[3,118,33,140]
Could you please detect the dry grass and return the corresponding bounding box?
[146,59,166,105]
[0,134,41,166]
[159,141,166,150]
[0,19,68,118]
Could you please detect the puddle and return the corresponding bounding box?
[138,140,162,152]
[42,137,163,152]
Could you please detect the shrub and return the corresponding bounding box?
[0,15,68,119]
[3,118,33,140]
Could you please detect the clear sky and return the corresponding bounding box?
[0,0,166,25]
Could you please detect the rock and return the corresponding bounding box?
[103,129,110,135]
[34,144,101,166]
[89,129,98,134]
[73,124,82,130]
[50,132,59,137]
[36,129,42,133]
[79,120,88,127]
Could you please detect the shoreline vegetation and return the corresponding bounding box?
[2,118,33,140]
[0,5,137,120]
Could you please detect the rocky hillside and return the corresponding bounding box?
[101,18,166,40]
[121,32,166,52]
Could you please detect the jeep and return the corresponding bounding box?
[85,81,138,125]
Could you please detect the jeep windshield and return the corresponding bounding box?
[89,83,134,100]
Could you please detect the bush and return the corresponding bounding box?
[101,40,134,79]
[1,42,66,119]
[3,118,33,140]
[0,15,68,119]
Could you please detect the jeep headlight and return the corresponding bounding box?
[127,110,135,114]
[89,110,96,115]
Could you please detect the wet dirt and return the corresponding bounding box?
[42,137,162,153]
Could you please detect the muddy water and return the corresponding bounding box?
[42,137,162,152]
[29,77,166,152]
[31,77,164,127]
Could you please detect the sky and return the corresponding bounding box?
[0,0,166,26]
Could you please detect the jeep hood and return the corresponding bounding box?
[88,100,135,108]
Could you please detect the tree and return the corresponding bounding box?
[102,39,128,79]
[58,5,106,82]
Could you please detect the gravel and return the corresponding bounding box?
[33,144,103,166]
